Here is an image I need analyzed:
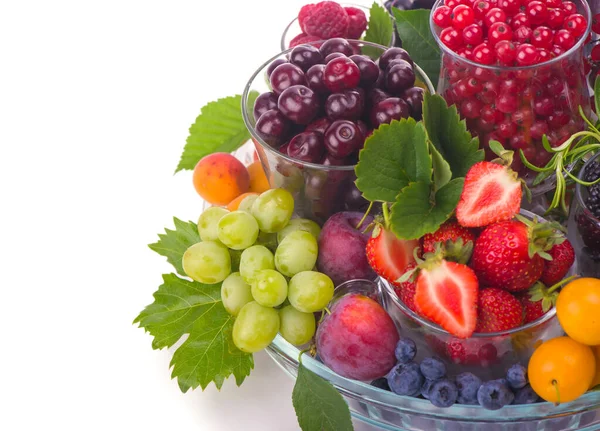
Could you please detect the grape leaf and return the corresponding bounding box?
[393,8,440,88]
[363,2,394,58]
[355,118,432,202]
[390,178,464,240]
[422,93,484,179]
[148,217,200,276]
[175,92,259,173]
[292,362,354,431]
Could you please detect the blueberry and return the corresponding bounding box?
[386,362,424,396]
[395,337,417,363]
[420,378,437,400]
[506,364,528,390]
[429,379,458,408]
[419,357,446,380]
[513,384,540,405]
[477,379,515,410]
[371,377,390,391]
[455,372,482,405]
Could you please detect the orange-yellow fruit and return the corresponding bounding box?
[227,192,259,211]
[192,153,250,205]
[556,278,600,345]
[247,161,270,193]
[528,336,595,403]
[591,345,600,389]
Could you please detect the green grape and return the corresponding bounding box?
[251,269,288,307]
[182,241,231,284]
[251,188,294,233]
[232,301,280,353]
[217,210,259,250]
[197,207,229,242]
[277,218,321,243]
[279,305,316,345]
[255,231,278,252]
[239,245,274,284]
[238,194,259,213]
[288,271,334,313]
[221,272,253,316]
[274,230,318,277]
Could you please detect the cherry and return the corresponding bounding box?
[496,92,518,113]
[325,53,347,63]
[323,57,361,92]
[547,9,566,29]
[592,13,600,34]
[460,98,483,119]
[433,6,453,27]
[270,63,307,94]
[472,43,496,65]
[533,96,554,116]
[488,21,513,46]
[514,26,533,43]
[495,40,517,65]
[367,88,390,108]
[325,89,365,121]
[473,1,492,20]
[290,45,324,72]
[306,64,329,94]
[463,23,484,45]
[324,120,364,157]
[321,154,347,166]
[385,60,416,94]
[306,117,332,135]
[319,38,354,57]
[452,4,475,29]
[526,1,548,27]
[497,119,517,139]
[255,109,291,146]
[554,29,576,50]
[278,85,320,125]
[531,26,553,49]
[370,97,410,128]
[287,131,326,163]
[349,55,380,87]
[379,47,414,69]
[515,43,539,65]
[267,59,288,78]
[563,14,588,39]
[484,8,507,27]
[511,13,530,30]
[440,27,464,50]
[402,87,425,120]
[562,1,577,16]
[253,92,278,121]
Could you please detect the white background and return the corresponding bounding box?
[0,0,376,430]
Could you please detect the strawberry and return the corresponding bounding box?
[456,161,522,228]
[366,224,419,287]
[393,262,418,312]
[475,288,524,333]
[540,239,575,286]
[470,218,563,292]
[422,220,475,263]
[414,259,479,338]
[516,292,545,324]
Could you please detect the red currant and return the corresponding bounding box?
[514,26,533,43]
[509,134,529,150]
[454,79,476,98]
[545,76,562,95]
[500,78,518,93]
[550,44,565,57]
[537,48,552,64]
[480,80,500,103]
[495,40,517,65]
[481,104,504,123]
[562,1,577,16]
[460,98,483,119]
[473,1,492,20]
[554,29,576,50]
[440,27,464,49]
[533,96,554,116]
[531,26,553,49]
[445,0,462,8]
[476,117,496,133]
[512,107,534,127]
[516,43,539,65]
[530,121,549,140]
[511,12,530,30]
[466,77,483,93]
[456,46,474,59]
[484,8,507,27]
[463,23,484,45]
[496,92,518,113]
[473,66,494,81]
[592,13,600,34]
[497,119,517,139]
[526,1,548,26]
[591,44,600,62]
[563,14,588,38]
[452,5,476,29]
[584,58,592,75]
[547,110,570,128]
[488,21,513,46]
[497,0,521,16]
[546,9,565,29]
[433,6,453,27]
[544,0,561,8]
[472,42,496,64]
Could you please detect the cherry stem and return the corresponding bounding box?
[355,201,373,230]
[297,348,310,364]
[547,274,579,295]
[553,379,561,406]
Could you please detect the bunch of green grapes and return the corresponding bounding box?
[181,188,335,353]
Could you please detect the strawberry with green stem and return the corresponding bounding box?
[422,220,475,264]
[520,275,579,323]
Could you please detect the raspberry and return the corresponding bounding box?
[303,1,349,39]
[289,33,321,48]
[298,4,316,34]
[344,7,367,39]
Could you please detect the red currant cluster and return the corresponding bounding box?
[433,0,588,66]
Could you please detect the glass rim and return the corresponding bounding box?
[279,2,396,52]
[429,0,592,72]
[241,39,436,172]
[576,152,600,224]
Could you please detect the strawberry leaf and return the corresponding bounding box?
[176,92,259,173]
[363,2,394,57]
[148,217,200,276]
[431,144,452,191]
[292,362,354,431]
[355,118,432,202]
[422,93,484,179]
[390,178,464,240]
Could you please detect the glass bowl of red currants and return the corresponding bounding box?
[241,38,435,224]
[430,0,592,182]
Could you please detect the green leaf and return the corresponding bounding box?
[292,362,354,431]
[393,8,440,87]
[390,178,464,240]
[148,217,200,276]
[355,118,432,202]
[422,93,484,178]
[594,75,600,117]
[176,92,259,173]
[363,2,394,57]
[431,144,451,191]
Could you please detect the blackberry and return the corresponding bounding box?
[583,161,600,182]
[586,183,600,218]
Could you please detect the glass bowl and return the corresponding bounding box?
[280,3,396,50]
[568,152,600,278]
[241,39,435,224]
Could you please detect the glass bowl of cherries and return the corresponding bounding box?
[241,38,435,223]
